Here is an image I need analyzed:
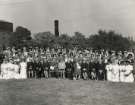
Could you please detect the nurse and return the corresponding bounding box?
[124,61,134,83]
[20,58,27,79]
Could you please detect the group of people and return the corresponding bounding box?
[106,59,134,83]
[0,58,27,79]
[0,46,134,83]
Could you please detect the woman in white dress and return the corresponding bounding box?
[19,59,27,79]
[0,59,8,79]
[124,61,134,83]
[119,61,126,82]
[106,63,113,81]
[13,61,20,79]
[111,59,120,82]
[6,59,15,79]
[106,58,120,82]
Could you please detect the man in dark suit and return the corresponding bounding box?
[97,60,105,80]
[65,59,73,79]
[81,59,89,80]
[43,58,50,79]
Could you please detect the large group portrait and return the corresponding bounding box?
[0,0,135,105]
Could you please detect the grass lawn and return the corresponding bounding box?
[0,79,135,105]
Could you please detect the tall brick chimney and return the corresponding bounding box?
[54,20,59,37]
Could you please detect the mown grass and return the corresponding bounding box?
[0,79,135,105]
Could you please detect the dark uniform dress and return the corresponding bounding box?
[27,61,33,78]
[88,62,93,79]
[38,62,42,78]
[81,62,89,80]
[65,61,73,79]
[96,62,105,80]
[43,61,50,78]
[35,61,40,78]
[90,62,97,80]
[33,61,37,78]
[40,61,44,78]
[0,54,4,74]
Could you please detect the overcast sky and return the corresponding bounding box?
[0,0,135,37]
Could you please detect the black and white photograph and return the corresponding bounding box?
[0,0,135,105]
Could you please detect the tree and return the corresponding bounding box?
[56,34,72,48]
[11,26,31,47]
[71,32,88,48]
[25,29,134,50]
[88,30,131,51]
[0,32,12,48]
[33,31,55,48]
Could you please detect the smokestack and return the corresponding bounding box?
[54,20,59,37]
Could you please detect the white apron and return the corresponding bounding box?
[124,65,134,83]
[119,65,126,82]
[20,62,27,79]
[106,64,113,81]
[111,64,120,82]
